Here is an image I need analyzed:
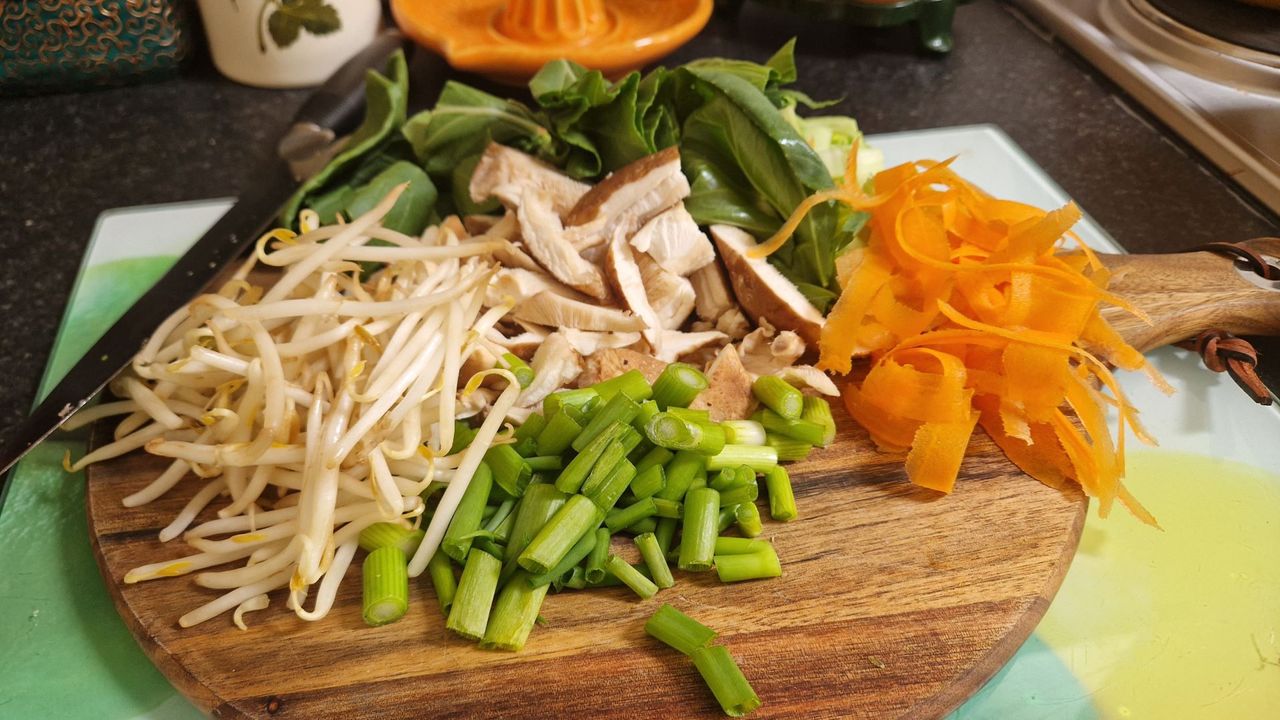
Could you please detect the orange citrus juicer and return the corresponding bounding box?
[390,0,714,84]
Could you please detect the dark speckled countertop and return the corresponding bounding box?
[0,0,1276,456]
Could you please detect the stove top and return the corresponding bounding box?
[1146,0,1280,56]
[1013,0,1280,216]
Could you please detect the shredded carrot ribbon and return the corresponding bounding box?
[761,147,1162,524]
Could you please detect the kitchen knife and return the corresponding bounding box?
[0,30,408,481]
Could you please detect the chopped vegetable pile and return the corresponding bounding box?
[373,361,824,655]
[283,42,881,315]
[760,152,1164,524]
[69,37,1174,719]
[647,604,762,717]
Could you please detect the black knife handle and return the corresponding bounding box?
[292,28,407,137]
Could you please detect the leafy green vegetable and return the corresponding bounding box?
[280,51,411,228]
[344,161,436,235]
[405,81,555,179]
[285,41,872,313]
[402,81,557,214]
[676,65,841,303]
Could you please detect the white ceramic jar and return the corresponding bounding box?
[196,0,381,88]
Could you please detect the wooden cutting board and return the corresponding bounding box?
[86,408,1084,720]
[84,235,1280,719]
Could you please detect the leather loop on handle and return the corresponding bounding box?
[1186,240,1280,281]
[1100,236,1280,355]
[1175,330,1272,405]
[1169,240,1279,405]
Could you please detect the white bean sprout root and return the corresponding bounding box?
[85,187,521,627]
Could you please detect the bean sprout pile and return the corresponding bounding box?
[66,188,521,628]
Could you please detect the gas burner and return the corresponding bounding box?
[1014,0,1280,216]
[1101,0,1280,93]
[1146,0,1280,57]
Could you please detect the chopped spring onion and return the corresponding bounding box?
[763,466,797,521]
[634,399,661,431]
[501,483,568,578]
[759,409,827,447]
[652,497,683,519]
[721,420,767,446]
[719,479,758,507]
[706,445,778,473]
[536,410,582,457]
[485,445,531,498]
[666,407,711,424]
[801,396,837,446]
[585,528,611,584]
[591,369,653,403]
[555,422,624,493]
[514,412,547,442]
[689,468,709,493]
[441,462,494,563]
[651,362,709,410]
[499,352,535,389]
[449,420,479,455]
[524,455,564,472]
[654,518,678,555]
[645,604,717,656]
[606,497,657,533]
[485,500,517,539]
[717,505,739,533]
[587,458,637,512]
[644,412,695,449]
[361,546,409,627]
[765,435,812,462]
[734,502,763,538]
[635,532,675,589]
[543,387,600,419]
[573,392,642,452]
[580,437,633,498]
[630,463,666,500]
[752,375,803,420]
[447,548,501,640]
[481,571,549,651]
[690,645,762,717]
[710,468,745,492]
[517,494,604,575]
[658,450,704,504]
[688,421,727,456]
[714,545,782,583]
[678,487,720,572]
[426,550,457,615]
[605,554,659,600]
[714,537,772,556]
[626,516,658,535]
[527,529,597,588]
[563,566,589,590]
[635,446,674,475]
[358,522,424,556]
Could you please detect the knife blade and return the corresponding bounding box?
[0,31,408,481]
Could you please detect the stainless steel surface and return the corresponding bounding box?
[278,122,348,181]
[1014,0,1280,216]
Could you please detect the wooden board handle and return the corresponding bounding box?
[1101,237,1280,353]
